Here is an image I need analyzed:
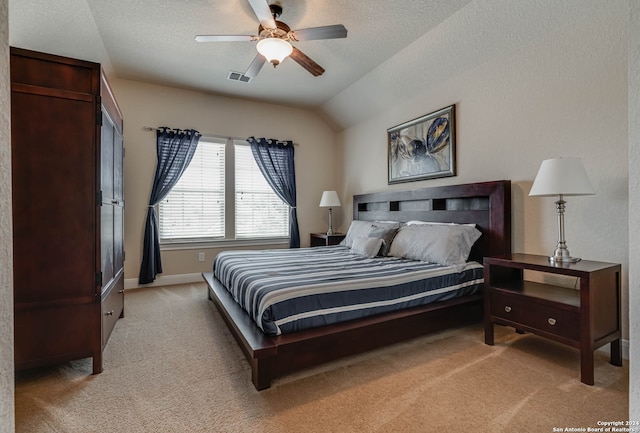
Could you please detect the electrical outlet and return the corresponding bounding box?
[198,252,205,262]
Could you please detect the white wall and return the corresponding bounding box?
[109,79,338,283]
[337,1,630,340]
[629,0,639,422]
[0,0,15,430]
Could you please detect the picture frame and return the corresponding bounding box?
[387,104,456,184]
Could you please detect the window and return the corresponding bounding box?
[158,137,289,244]
[235,143,289,238]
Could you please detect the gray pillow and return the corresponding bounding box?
[341,220,401,248]
[351,236,383,258]
[368,222,402,256]
[388,224,482,266]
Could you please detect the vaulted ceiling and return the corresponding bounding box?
[10,1,594,131]
[9,0,472,125]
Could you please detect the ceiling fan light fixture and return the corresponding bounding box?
[256,37,293,67]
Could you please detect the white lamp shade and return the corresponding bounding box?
[256,38,293,65]
[319,191,341,208]
[529,157,595,197]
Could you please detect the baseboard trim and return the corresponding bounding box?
[124,273,203,290]
[624,339,630,360]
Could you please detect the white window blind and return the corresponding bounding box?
[234,142,289,239]
[159,138,225,241]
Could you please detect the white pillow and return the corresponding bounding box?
[351,236,383,258]
[341,220,376,247]
[388,224,481,266]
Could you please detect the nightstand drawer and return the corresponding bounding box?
[489,292,580,342]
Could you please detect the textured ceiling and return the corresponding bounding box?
[9,0,472,117]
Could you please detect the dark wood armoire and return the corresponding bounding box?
[10,47,125,373]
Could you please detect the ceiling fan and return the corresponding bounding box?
[195,0,347,78]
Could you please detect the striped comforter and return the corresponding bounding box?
[213,246,484,335]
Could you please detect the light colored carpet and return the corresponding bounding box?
[15,282,628,433]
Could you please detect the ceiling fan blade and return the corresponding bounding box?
[290,47,325,77]
[244,54,266,78]
[247,0,276,29]
[195,35,258,42]
[291,24,347,41]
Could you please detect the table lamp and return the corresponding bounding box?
[529,157,595,263]
[319,191,341,235]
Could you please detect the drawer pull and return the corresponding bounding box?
[504,306,512,313]
[548,318,556,326]
[105,310,114,316]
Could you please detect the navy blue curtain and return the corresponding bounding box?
[247,137,300,248]
[139,127,201,284]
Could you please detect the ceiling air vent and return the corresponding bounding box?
[227,71,252,83]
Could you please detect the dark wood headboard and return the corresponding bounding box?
[352,180,512,261]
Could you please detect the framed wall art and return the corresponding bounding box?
[387,104,456,184]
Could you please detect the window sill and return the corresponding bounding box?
[160,238,290,251]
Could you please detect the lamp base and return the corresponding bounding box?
[548,197,581,264]
[326,207,334,236]
[549,243,581,264]
[548,255,581,264]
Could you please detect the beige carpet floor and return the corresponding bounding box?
[15,282,628,433]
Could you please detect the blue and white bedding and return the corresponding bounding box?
[213,245,484,336]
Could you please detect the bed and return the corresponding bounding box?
[202,180,511,390]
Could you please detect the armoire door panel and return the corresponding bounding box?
[100,115,114,201]
[101,204,115,288]
[114,130,124,202]
[11,91,97,303]
[114,205,124,272]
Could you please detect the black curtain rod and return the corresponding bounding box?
[142,126,297,145]
[142,126,237,141]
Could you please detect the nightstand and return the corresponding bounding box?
[483,253,622,385]
[310,233,345,247]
